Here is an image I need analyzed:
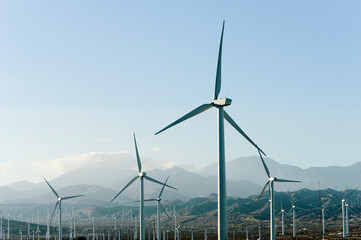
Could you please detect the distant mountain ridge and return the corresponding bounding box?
[197,156,361,192]
[1,156,361,204]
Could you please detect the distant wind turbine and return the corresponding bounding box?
[44,177,85,240]
[155,21,266,240]
[257,151,300,240]
[110,134,176,240]
[46,212,50,240]
[327,189,357,239]
[275,199,285,236]
[139,177,171,240]
[285,199,297,238]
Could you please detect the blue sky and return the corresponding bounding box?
[0,1,360,183]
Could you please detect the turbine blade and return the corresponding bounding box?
[286,208,293,217]
[50,201,59,224]
[258,150,270,178]
[158,176,169,198]
[348,206,356,215]
[110,176,139,203]
[326,190,342,201]
[62,194,85,200]
[155,103,213,135]
[160,202,170,219]
[280,197,283,210]
[133,133,142,173]
[144,176,177,190]
[43,177,59,198]
[275,179,301,183]
[257,182,270,202]
[345,188,358,199]
[214,21,225,100]
[223,111,266,156]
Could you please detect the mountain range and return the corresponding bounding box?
[1,156,361,205]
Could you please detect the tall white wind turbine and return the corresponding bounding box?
[327,189,357,239]
[155,21,266,240]
[141,177,171,240]
[44,177,85,240]
[257,151,300,240]
[110,134,177,240]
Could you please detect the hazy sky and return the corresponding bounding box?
[1,1,360,184]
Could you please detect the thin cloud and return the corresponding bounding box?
[152,146,161,152]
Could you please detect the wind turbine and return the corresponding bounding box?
[327,189,357,239]
[46,212,50,240]
[275,199,285,236]
[110,134,176,240]
[173,207,177,240]
[346,203,358,236]
[155,21,266,240]
[44,177,85,240]
[286,200,297,239]
[257,151,300,240]
[291,202,296,238]
[140,177,171,240]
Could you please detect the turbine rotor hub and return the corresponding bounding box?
[139,172,146,177]
[58,197,61,201]
[212,98,232,107]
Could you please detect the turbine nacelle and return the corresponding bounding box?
[58,198,62,201]
[139,172,146,177]
[212,98,232,107]
[269,177,275,182]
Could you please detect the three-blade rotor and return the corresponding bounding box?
[110,135,177,203]
[257,151,300,200]
[155,22,266,157]
[141,176,172,219]
[44,177,85,224]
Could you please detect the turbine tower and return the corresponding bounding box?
[46,212,50,240]
[327,189,357,239]
[285,198,297,238]
[322,208,325,240]
[257,150,300,240]
[141,177,171,240]
[345,203,349,235]
[110,134,177,240]
[155,21,266,240]
[44,177,85,240]
[292,203,296,238]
